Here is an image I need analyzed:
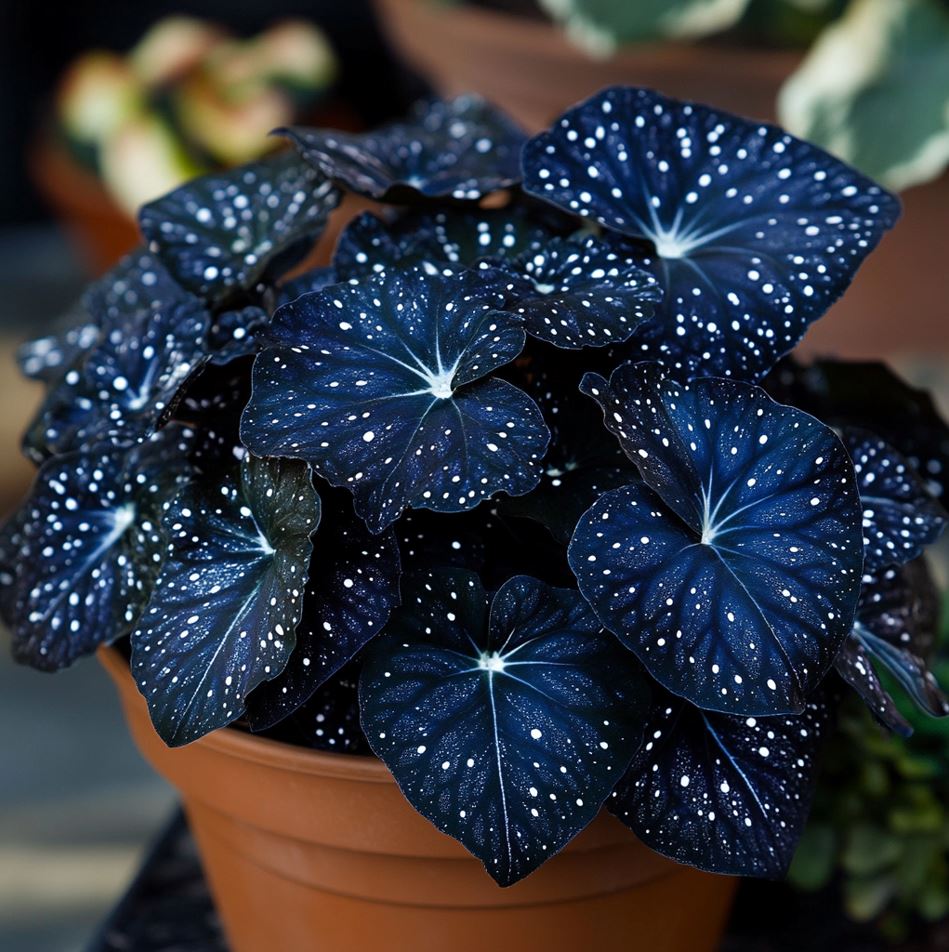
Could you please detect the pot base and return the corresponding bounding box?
[100,647,736,952]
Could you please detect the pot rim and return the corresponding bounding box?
[98,644,395,785]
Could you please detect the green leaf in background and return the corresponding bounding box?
[537,0,751,55]
[778,0,949,191]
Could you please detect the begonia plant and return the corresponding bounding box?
[6,86,948,887]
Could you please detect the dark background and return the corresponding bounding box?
[0,0,424,223]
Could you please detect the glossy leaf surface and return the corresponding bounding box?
[139,153,339,304]
[836,561,948,734]
[131,454,319,746]
[360,570,649,885]
[283,96,526,201]
[569,362,863,715]
[333,206,563,278]
[24,251,210,460]
[523,86,900,378]
[10,427,194,670]
[241,266,549,532]
[501,234,660,349]
[609,686,834,876]
[246,490,401,731]
[844,427,947,570]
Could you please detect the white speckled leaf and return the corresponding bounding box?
[499,234,661,349]
[245,491,401,731]
[131,454,319,746]
[568,362,863,715]
[24,250,210,460]
[843,427,947,570]
[139,152,339,304]
[523,86,900,378]
[240,266,549,533]
[837,561,948,734]
[10,426,195,671]
[283,96,526,201]
[609,686,834,877]
[359,570,649,886]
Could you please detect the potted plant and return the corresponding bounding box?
[5,86,949,952]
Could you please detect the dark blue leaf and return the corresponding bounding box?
[843,427,947,570]
[82,247,195,322]
[498,234,660,349]
[523,86,900,379]
[131,453,319,746]
[359,570,650,886]
[568,362,863,715]
[17,307,99,383]
[333,206,564,278]
[10,426,195,671]
[207,306,270,365]
[278,265,339,306]
[501,347,637,542]
[283,95,526,201]
[139,152,340,304]
[609,686,834,877]
[245,489,401,731]
[23,251,210,460]
[241,265,549,533]
[765,358,949,500]
[836,561,948,734]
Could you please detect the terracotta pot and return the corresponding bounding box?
[374,0,949,361]
[374,0,798,130]
[100,646,737,952]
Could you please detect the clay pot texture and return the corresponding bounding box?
[100,646,737,952]
[374,0,949,360]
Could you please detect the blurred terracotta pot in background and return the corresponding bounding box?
[100,645,737,952]
[374,0,949,361]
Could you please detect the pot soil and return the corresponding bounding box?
[374,0,949,361]
[100,646,737,952]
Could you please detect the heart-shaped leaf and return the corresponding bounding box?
[499,234,661,349]
[283,95,526,201]
[523,86,900,379]
[139,152,340,305]
[836,561,948,735]
[609,686,834,877]
[24,252,210,461]
[131,453,319,746]
[844,427,947,570]
[359,570,650,886]
[240,265,549,532]
[9,426,194,671]
[245,491,401,731]
[568,362,863,715]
